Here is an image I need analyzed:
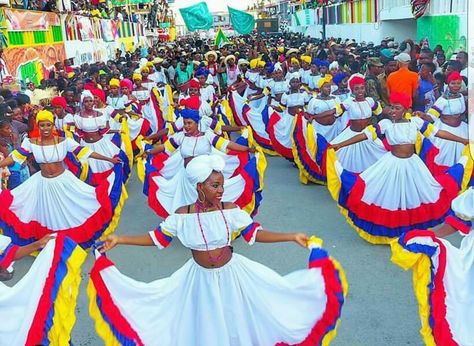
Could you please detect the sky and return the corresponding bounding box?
[170,0,257,25]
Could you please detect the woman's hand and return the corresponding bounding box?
[109,157,122,164]
[35,234,56,250]
[293,233,310,248]
[97,234,120,253]
[248,147,257,153]
[329,143,341,151]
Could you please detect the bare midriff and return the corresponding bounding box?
[191,246,233,268]
[83,131,102,143]
[440,115,462,127]
[39,162,65,178]
[314,114,336,126]
[350,118,372,132]
[391,144,415,158]
[287,106,303,116]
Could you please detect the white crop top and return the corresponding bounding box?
[364,117,438,145]
[74,113,108,133]
[428,95,466,119]
[266,80,289,97]
[164,130,229,158]
[107,95,128,110]
[132,89,151,101]
[11,137,91,164]
[280,91,311,107]
[148,207,262,250]
[341,97,381,120]
[307,96,342,115]
[55,113,75,130]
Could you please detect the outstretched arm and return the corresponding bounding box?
[256,230,309,248]
[331,133,368,151]
[90,152,121,164]
[435,130,469,145]
[226,141,256,153]
[146,144,166,155]
[14,234,55,260]
[97,233,155,253]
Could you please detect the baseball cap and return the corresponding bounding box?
[395,52,411,63]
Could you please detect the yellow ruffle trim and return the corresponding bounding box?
[98,184,128,243]
[47,244,87,344]
[390,239,436,346]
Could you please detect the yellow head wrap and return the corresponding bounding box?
[257,60,266,68]
[317,75,333,89]
[249,59,260,69]
[146,62,154,68]
[300,55,311,64]
[277,47,284,53]
[36,110,54,124]
[290,58,300,65]
[141,66,149,73]
[67,72,75,79]
[109,78,120,87]
[133,73,142,81]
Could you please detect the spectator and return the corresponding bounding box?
[387,53,419,109]
[0,118,29,189]
[456,51,468,78]
[365,57,384,106]
[414,62,438,112]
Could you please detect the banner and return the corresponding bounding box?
[77,17,94,41]
[228,7,255,35]
[293,9,316,27]
[100,19,118,42]
[179,2,213,31]
[4,9,60,32]
[411,0,430,19]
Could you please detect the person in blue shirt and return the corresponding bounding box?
[414,62,439,112]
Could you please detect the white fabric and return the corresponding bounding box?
[342,97,380,120]
[359,152,442,210]
[140,101,159,133]
[132,89,151,102]
[406,230,474,346]
[80,136,120,173]
[0,239,58,346]
[9,170,101,230]
[431,95,466,117]
[185,155,225,188]
[243,95,272,143]
[152,208,257,250]
[266,80,289,97]
[270,110,294,149]
[307,97,345,142]
[81,90,93,104]
[74,113,107,133]
[231,90,249,126]
[12,138,89,165]
[167,131,229,159]
[200,85,215,104]
[281,91,310,107]
[308,74,323,90]
[432,120,468,167]
[107,95,128,110]
[452,188,474,219]
[54,113,74,130]
[331,127,387,173]
[127,117,145,141]
[97,253,327,346]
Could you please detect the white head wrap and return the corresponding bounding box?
[451,188,474,220]
[199,101,213,118]
[329,61,339,70]
[186,155,225,187]
[274,62,283,72]
[80,90,94,106]
[288,71,301,81]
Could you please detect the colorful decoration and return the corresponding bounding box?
[228,6,255,35]
[179,2,213,31]
[411,0,431,19]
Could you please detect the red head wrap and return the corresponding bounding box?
[179,95,201,110]
[51,96,67,109]
[120,79,133,92]
[389,92,411,109]
[188,78,201,90]
[447,71,462,84]
[91,88,106,103]
[348,75,365,91]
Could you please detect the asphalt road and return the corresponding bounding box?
[12,155,453,345]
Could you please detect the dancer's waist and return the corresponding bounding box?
[440,115,462,127]
[391,144,415,158]
[39,163,65,178]
[192,246,233,269]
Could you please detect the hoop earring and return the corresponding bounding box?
[198,189,206,203]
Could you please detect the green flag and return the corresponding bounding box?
[228,6,255,35]
[179,2,213,32]
[214,28,231,48]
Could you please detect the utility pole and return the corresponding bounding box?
[321,0,326,40]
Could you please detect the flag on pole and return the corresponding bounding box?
[215,28,231,48]
[179,2,213,31]
[228,6,255,35]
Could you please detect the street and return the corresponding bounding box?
[13,155,445,345]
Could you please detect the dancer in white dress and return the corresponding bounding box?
[391,187,474,345]
[330,74,388,173]
[328,92,470,244]
[90,155,347,346]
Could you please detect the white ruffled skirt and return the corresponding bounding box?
[330,127,388,173]
[431,120,468,167]
[81,137,120,174]
[88,248,346,346]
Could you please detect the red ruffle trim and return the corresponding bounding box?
[0,179,113,244]
[267,112,294,160]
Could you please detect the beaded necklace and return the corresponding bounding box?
[39,137,60,163]
[195,202,231,264]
